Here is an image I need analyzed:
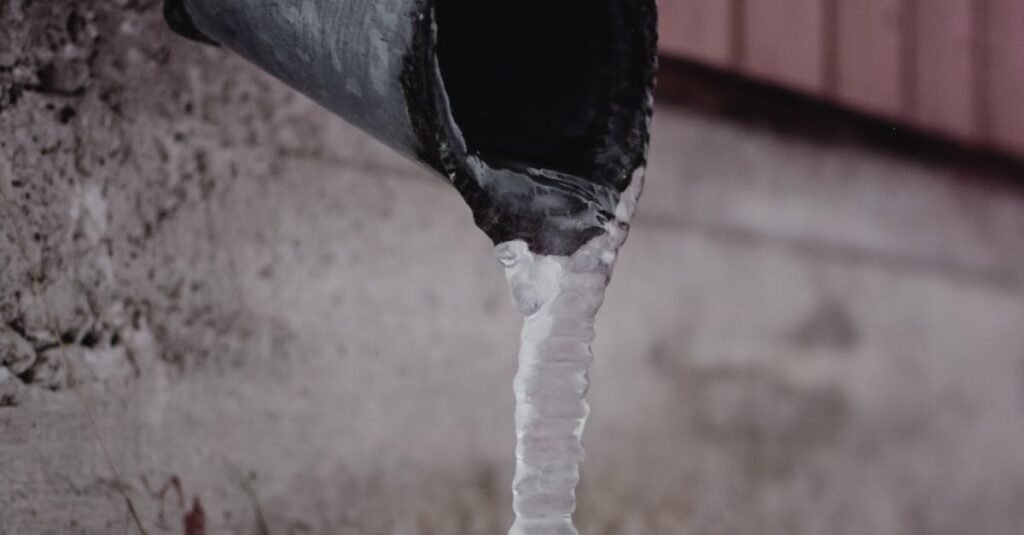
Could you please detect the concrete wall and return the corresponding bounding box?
[2,3,1024,534]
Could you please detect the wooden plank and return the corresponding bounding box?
[836,0,903,118]
[742,0,827,94]
[657,0,734,67]
[910,0,977,140]
[986,0,1024,155]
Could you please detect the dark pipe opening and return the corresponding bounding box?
[435,0,653,191]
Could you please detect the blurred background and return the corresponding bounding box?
[660,0,1024,155]
[1,1,1023,534]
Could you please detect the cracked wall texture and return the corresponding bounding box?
[3,2,1024,534]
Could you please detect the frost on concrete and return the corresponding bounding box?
[0,302,156,391]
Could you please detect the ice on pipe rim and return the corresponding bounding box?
[424,0,657,256]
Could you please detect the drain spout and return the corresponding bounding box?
[165,0,657,256]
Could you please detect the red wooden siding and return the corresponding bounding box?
[658,0,734,66]
[836,0,903,118]
[986,0,1024,154]
[911,0,978,139]
[657,0,1024,159]
[742,0,828,94]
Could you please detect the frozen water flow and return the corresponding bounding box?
[497,169,643,535]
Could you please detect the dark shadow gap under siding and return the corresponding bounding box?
[655,56,1024,185]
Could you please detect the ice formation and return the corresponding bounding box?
[497,169,643,535]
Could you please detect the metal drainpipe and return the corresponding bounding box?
[164,0,658,256]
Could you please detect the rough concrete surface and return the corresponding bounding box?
[2,2,1024,534]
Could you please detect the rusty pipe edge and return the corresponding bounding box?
[165,0,658,256]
